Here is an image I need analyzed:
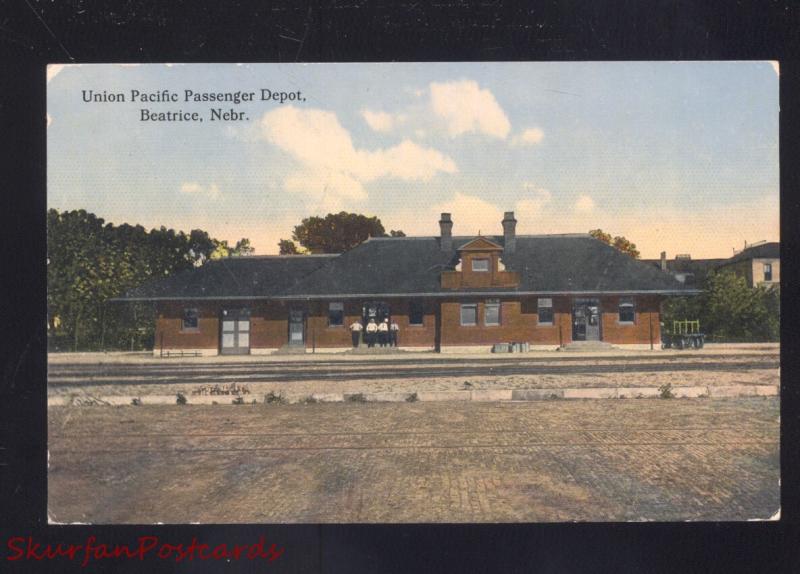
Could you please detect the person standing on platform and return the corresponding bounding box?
[390,320,400,347]
[366,318,378,347]
[377,318,389,347]
[349,319,363,348]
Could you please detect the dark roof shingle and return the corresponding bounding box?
[118,255,335,300]
[118,234,695,301]
[720,242,780,266]
[280,234,691,298]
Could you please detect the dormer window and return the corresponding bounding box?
[440,236,520,289]
[472,258,490,272]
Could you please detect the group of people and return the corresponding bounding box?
[349,317,400,348]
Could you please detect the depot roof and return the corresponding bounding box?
[117,234,695,301]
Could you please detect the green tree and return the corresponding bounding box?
[703,271,777,341]
[291,212,387,253]
[589,228,640,258]
[662,270,779,342]
[232,238,255,256]
[209,237,255,259]
[588,228,612,244]
[47,208,252,351]
[278,239,300,254]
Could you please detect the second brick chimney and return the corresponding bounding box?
[439,213,453,251]
[502,211,517,254]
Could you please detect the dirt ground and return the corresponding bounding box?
[47,397,780,523]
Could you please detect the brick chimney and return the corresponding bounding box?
[439,213,453,251]
[502,211,517,254]
[660,251,667,272]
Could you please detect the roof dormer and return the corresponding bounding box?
[442,235,520,289]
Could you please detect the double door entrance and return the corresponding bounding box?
[288,309,305,346]
[572,298,601,341]
[361,302,391,347]
[220,308,251,355]
[362,301,391,327]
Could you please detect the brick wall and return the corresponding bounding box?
[439,295,660,346]
[305,298,437,348]
[155,294,662,351]
[439,296,572,346]
[250,301,291,349]
[599,295,661,345]
[155,301,220,351]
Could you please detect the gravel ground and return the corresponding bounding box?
[47,343,779,365]
[48,367,779,399]
[48,348,779,399]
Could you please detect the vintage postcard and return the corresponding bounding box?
[47,62,779,523]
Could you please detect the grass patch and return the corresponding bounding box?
[264,391,286,405]
[130,397,142,406]
[232,396,245,405]
[658,383,676,399]
[299,395,318,405]
[406,392,418,403]
[176,392,187,405]
[346,393,368,403]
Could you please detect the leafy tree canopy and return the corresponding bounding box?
[662,270,779,342]
[47,208,252,351]
[278,239,301,255]
[589,228,641,259]
[282,212,403,254]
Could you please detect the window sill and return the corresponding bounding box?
[537,323,554,327]
[617,321,635,326]
[180,329,201,334]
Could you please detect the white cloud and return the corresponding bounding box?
[511,127,545,147]
[514,185,552,219]
[283,170,366,209]
[429,80,511,139]
[432,192,505,235]
[574,194,595,213]
[259,106,457,206]
[180,182,222,200]
[361,109,396,132]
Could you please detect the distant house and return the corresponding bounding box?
[117,212,695,355]
[644,253,727,287]
[646,241,780,289]
[716,242,780,288]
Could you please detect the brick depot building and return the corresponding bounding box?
[120,212,694,355]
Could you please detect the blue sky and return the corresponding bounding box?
[47,62,779,258]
